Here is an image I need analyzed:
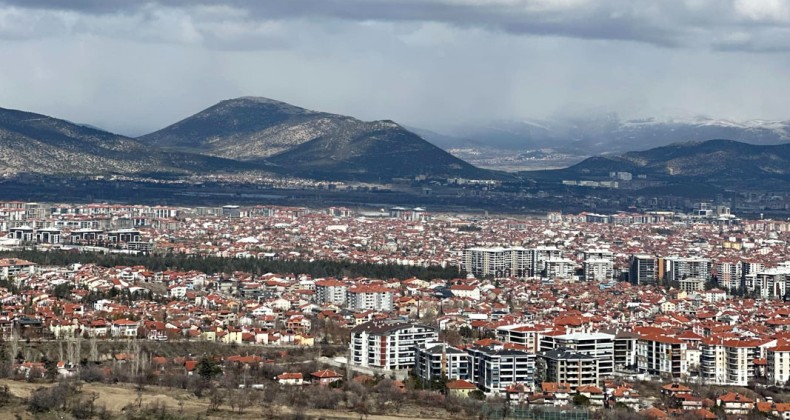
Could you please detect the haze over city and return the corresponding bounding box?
[1,0,790,136]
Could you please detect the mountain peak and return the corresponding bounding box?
[139,97,488,181]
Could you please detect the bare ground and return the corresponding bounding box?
[0,379,452,419]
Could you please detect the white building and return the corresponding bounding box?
[467,345,536,393]
[314,278,348,305]
[414,341,469,382]
[496,324,552,353]
[583,258,614,282]
[767,344,790,386]
[540,332,615,378]
[538,348,600,390]
[350,320,437,370]
[662,256,712,283]
[346,285,394,312]
[636,334,688,379]
[702,338,776,385]
[449,284,481,300]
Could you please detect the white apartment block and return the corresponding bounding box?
[314,278,348,305]
[702,339,776,385]
[538,348,600,391]
[752,267,790,299]
[463,247,511,277]
[662,256,711,283]
[350,320,438,370]
[636,334,688,379]
[462,246,564,278]
[544,257,575,279]
[767,344,790,386]
[414,342,470,382]
[467,345,536,393]
[496,324,553,353]
[715,260,742,290]
[583,258,614,282]
[540,332,615,378]
[678,277,706,293]
[346,286,394,312]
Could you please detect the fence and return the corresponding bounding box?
[481,404,589,420]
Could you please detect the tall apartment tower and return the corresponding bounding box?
[629,254,657,285]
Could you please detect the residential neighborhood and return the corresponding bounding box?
[1,200,790,417]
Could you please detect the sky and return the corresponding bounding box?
[1,0,790,136]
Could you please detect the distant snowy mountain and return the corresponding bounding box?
[420,116,790,155]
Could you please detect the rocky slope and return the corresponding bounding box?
[0,107,249,176]
[140,97,490,180]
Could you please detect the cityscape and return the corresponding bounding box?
[3,0,790,419]
[0,200,787,417]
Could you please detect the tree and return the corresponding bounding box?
[572,394,590,407]
[469,390,486,400]
[196,358,221,380]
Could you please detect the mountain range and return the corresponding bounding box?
[0,107,245,177]
[420,115,790,155]
[0,97,488,181]
[537,139,790,193]
[4,97,790,193]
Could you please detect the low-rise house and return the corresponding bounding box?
[757,401,790,419]
[276,372,304,386]
[576,385,605,407]
[446,379,478,397]
[110,319,139,338]
[717,392,754,415]
[311,369,342,386]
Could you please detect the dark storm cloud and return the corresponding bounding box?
[1,0,790,136]
[2,0,790,52]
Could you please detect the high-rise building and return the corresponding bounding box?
[350,320,438,370]
[540,332,615,379]
[662,256,712,283]
[537,348,600,391]
[414,342,470,382]
[466,345,536,393]
[629,255,657,285]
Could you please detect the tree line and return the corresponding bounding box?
[0,250,464,280]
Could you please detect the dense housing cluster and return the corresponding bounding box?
[2,201,790,417]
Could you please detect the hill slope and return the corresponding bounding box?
[545,139,790,180]
[140,97,490,180]
[0,107,251,176]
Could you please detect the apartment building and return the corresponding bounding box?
[467,345,536,393]
[537,348,600,391]
[346,285,394,312]
[414,342,469,382]
[462,246,564,278]
[544,257,576,279]
[715,260,742,290]
[540,332,615,379]
[629,255,657,285]
[496,324,552,353]
[0,258,36,280]
[314,278,348,305]
[637,334,688,379]
[702,338,776,385]
[349,320,437,370]
[463,247,511,277]
[767,344,790,386]
[662,256,712,283]
[583,258,614,282]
